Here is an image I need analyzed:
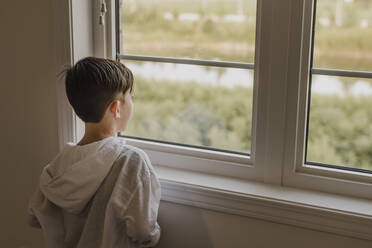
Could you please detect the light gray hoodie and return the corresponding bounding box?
[28,137,161,248]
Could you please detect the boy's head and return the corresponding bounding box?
[65,57,134,129]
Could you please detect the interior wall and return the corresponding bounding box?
[0,1,371,248]
[0,1,58,247]
[157,201,371,248]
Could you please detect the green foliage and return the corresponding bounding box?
[125,77,253,152]
[308,94,372,169]
[125,75,372,170]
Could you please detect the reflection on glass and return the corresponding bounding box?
[121,61,254,153]
[120,0,257,63]
[307,75,372,170]
[313,0,372,71]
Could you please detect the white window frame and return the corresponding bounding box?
[59,0,372,199]
[282,0,372,199]
[99,0,266,181]
[60,0,293,184]
[53,0,372,240]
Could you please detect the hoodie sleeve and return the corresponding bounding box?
[118,152,161,247]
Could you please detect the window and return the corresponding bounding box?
[87,0,372,199]
[117,0,257,156]
[54,1,372,239]
[306,0,372,172]
[282,0,372,199]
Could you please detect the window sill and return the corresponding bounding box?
[156,165,372,241]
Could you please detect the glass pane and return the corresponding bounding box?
[120,0,257,63]
[121,61,254,153]
[313,0,372,71]
[307,75,372,170]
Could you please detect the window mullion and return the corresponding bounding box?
[282,0,312,182]
[117,54,254,69]
[253,0,293,185]
[312,68,372,79]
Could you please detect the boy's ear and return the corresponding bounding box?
[109,100,121,119]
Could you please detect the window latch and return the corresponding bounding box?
[99,1,107,25]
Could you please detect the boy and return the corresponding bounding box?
[28,57,161,248]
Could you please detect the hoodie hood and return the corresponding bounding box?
[40,137,125,214]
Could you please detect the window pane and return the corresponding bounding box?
[120,0,257,63]
[307,75,372,171]
[121,61,253,153]
[313,0,372,71]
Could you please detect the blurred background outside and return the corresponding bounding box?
[119,0,372,171]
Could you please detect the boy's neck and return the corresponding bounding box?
[77,122,116,146]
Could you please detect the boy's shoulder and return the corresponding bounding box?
[114,138,156,177]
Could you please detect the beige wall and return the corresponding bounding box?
[0,1,371,248]
[0,1,58,247]
[157,201,372,248]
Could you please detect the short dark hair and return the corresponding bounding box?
[64,57,134,123]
